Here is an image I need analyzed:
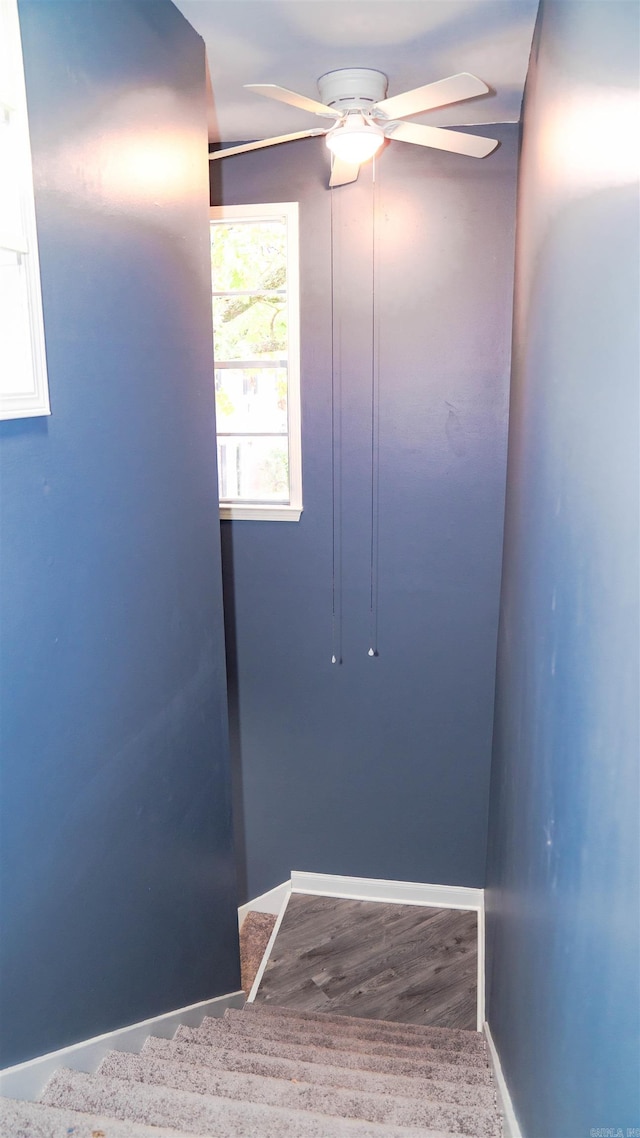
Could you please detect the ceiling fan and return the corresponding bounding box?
[210,68,499,188]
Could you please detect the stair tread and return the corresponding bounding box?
[242,1004,481,1045]
[0,1095,196,1138]
[98,1049,500,1137]
[178,1020,491,1078]
[144,1035,496,1105]
[221,1010,486,1061]
[41,1068,471,1138]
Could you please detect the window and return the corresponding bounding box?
[210,202,302,521]
[0,0,50,420]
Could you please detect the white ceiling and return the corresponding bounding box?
[173,0,539,144]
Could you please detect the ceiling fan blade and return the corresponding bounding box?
[376,73,489,121]
[210,129,325,161]
[388,121,498,159]
[329,156,361,188]
[245,84,334,118]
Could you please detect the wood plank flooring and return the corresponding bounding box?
[254,893,478,1030]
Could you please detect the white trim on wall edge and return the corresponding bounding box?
[238,880,291,929]
[291,870,483,912]
[476,903,485,1030]
[0,989,245,1103]
[484,1021,523,1138]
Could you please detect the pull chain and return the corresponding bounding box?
[368,157,380,658]
[330,181,343,666]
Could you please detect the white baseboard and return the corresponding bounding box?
[238,880,291,929]
[290,870,483,912]
[0,989,245,1103]
[484,1021,523,1138]
[476,903,485,1031]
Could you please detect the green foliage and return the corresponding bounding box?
[211,221,286,292]
[213,295,287,361]
[211,219,289,363]
[215,389,235,419]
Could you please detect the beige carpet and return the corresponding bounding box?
[5,1004,501,1136]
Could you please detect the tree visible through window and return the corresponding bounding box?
[210,202,302,521]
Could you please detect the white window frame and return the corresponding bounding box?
[210,201,302,522]
[0,0,50,420]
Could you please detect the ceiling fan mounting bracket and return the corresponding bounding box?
[317,68,388,112]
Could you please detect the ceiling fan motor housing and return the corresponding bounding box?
[317,68,388,112]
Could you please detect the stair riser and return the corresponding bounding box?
[144,1035,497,1106]
[41,1069,468,1138]
[99,1051,500,1137]
[196,1018,488,1068]
[239,1004,483,1049]
[222,1011,486,1060]
[174,1025,493,1085]
[0,1097,198,1138]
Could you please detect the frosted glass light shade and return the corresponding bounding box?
[326,116,384,165]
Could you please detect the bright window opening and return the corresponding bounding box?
[210,202,302,522]
[0,0,50,421]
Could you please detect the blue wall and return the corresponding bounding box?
[213,127,519,900]
[485,3,640,1135]
[0,1,239,1067]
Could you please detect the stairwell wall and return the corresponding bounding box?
[212,127,519,901]
[485,3,640,1135]
[0,0,240,1068]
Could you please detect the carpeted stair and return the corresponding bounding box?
[1,1004,502,1137]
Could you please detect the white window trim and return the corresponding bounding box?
[210,202,302,523]
[0,0,50,420]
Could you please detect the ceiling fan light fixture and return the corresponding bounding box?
[326,115,384,165]
[223,71,498,186]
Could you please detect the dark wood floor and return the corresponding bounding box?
[254,893,478,1030]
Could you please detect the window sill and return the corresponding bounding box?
[219,504,303,522]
